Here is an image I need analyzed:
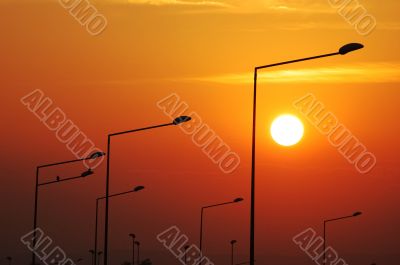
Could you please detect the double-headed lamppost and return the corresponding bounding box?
[230,240,237,265]
[103,116,191,265]
[94,186,145,265]
[249,43,364,265]
[199,197,244,254]
[323,211,362,264]
[128,234,136,265]
[32,151,104,265]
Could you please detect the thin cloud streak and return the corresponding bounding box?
[185,63,400,84]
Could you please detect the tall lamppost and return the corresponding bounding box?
[249,43,364,265]
[103,116,191,265]
[94,186,145,265]
[97,252,103,265]
[32,152,105,265]
[230,240,237,265]
[199,197,244,254]
[323,211,362,264]
[6,256,12,265]
[128,234,136,265]
[135,242,140,265]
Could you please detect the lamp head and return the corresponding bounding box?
[230,240,237,245]
[339,43,364,55]
[173,116,192,125]
[129,233,136,238]
[233,197,244,203]
[88,151,106,159]
[135,241,140,246]
[134,186,145,192]
[81,169,93,177]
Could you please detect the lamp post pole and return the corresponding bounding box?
[32,152,104,265]
[323,211,362,264]
[103,116,191,265]
[199,198,244,254]
[249,43,364,265]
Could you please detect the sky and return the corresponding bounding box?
[1,0,399,265]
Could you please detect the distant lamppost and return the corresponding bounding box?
[94,186,145,265]
[97,252,103,265]
[199,197,244,254]
[32,152,105,265]
[135,242,140,265]
[6,256,12,265]
[184,245,189,265]
[103,116,191,265]
[230,240,237,265]
[249,43,364,265]
[89,250,95,265]
[323,211,362,264]
[129,234,136,265]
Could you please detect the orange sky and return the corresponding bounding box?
[1,1,399,265]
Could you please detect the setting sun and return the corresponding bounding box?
[270,114,304,146]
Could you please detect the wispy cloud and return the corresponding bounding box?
[126,0,231,7]
[185,63,400,84]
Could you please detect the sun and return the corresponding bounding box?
[270,114,304,146]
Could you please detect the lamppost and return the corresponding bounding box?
[135,241,140,265]
[183,245,189,265]
[323,211,362,264]
[199,197,244,254]
[89,250,95,265]
[249,43,364,265]
[6,256,12,265]
[103,116,191,265]
[32,151,105,265]
[94,186,145,265]
[128,234,136,265]
[97,252,103,265]
[230,240,237,265]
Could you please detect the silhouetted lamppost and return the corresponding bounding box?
[323,211,362,264]
[230,240,237,265]
[103,116,191,265]
[97,252,103,265]
[89,250,95,265]
[94,186,145,265]
[32,152,105,265]
[184,245,189,265]
[135,241,140,265]
[249,43,364,265]
[129,234,136,265]
[6,256,12,265]
[199,197,244,254]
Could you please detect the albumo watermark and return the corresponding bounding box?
[328,0,376,36]
[21,228,76,265]
[293,228,349,265]
[157,226,214,265]
[293,93,376,174]
[21,89,104,169]
[59,0,107,36]
[157,93,241,174]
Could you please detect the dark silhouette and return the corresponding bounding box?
[103,116,191,265]
[94,187,145,265]
[6,256,12,265]
[32,152,105,265]
[184,245,189,265]
[139,259,152,265]
[129,234,136,265]
[323,211,362,264]
[135,242,141,265]
[89,250,95,265]
[199,198,244,253]
[249,43,364,265]
[230,240,237,265]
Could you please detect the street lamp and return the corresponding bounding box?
[6,256,12,265]
[97,252,103,265]
[199,197,244,254]
[32,152,105,265]
[94,186,145,265]
[129,234,136,265]
[89,250,95,265]
[249,43,364,265]
[230,240,237,265]
[135,241,140,265]
[184,245,189,265]
[323,211,362,264]
[103,116,191,265]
